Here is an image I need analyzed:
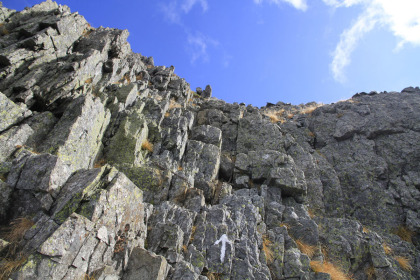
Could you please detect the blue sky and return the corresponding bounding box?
[4,0,420,107]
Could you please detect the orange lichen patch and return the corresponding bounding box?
[310,260,353,280]
[394,256,413,271]
[141,140,154,153]
[393,226,415,243]
[262,235,274,264]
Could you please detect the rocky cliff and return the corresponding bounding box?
[0,1,419,280]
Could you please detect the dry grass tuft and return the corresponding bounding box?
[393,226,415,243]
[141,139,154,153]
[362,227,370,234]
[169,99,182,110]
[300,104,322,115]
[287,113,294,119]
[136,73,144,81]
[206,272,223,280]
[394,256,413,271]
[382,242,392,255]
[182,244,188,253]
[296,239,317,258]
[310,260,352,280]
[279,222,290,229]
[264,109,284,124]
[365,264,376,280]
[85,78,93,84]
[307,208,315,218]
[82,273,96,280]
[262,235,274,264]
[0,255,28,280]
[2,218,34,244]
[178,166,183,171]
[189,226,197,243]
[93,158,106,168]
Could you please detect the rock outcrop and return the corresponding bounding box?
[0,1,419,280]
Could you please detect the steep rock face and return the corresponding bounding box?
[0,1,419,280]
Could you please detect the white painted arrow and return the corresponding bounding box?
[214,234,232,262]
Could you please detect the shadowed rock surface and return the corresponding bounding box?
[0,1,419,280]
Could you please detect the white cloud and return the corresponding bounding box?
[254,0,308,11]
[160,1,181,24]
[160,0,208,24]
[186,33,219,64]
[181,0,208,13]
[324,0,420,81]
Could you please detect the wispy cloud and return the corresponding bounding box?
[324,0,420,82]
[254,0,308,11]
[160,0,208,24]
[186,32,219,64]
[181,0,208,13]
[331,7,378,82]
[159,0,217,64]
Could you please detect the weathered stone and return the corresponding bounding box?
[0,181,13,222]
[182,140,220,183]
[0,91,32,133]
[191,125,222,147]
[122,247,169,280]
[39,95,111,173]
[0,124,34,161]
[202,85,212,98]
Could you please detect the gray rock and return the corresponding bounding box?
[202,85,212,98]
[0,92,32,133]
[123,247,169,280]
[106,108,148,168]
[39,95,111,173]
[191,125,222,147]
[0,181,12,222]
[0,124,34,161]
